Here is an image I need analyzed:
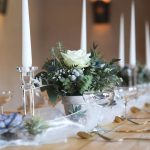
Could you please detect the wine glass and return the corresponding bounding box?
[83,90,116,133]
[0,91,13,114]
[115,86,137,119]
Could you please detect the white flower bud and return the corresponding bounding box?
[100,64,105,68]
[77,69,83,74]
[70,75,76,81]
[74,71,80,77]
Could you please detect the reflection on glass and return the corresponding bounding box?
[83,90,115,106]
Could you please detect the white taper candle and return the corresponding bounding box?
[129,0,136,67]
[119,14,125,68]
[22,0,32,69]
[80,0,87,51]
[145,21,150,70]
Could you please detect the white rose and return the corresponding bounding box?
[61,49,91,68]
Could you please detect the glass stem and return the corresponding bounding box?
[124,99,127,119]
[23,89,27,115]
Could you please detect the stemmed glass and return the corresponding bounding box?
[0,91,13,114]
[136,84,150,115]
[115,87,137,119]
[83,90,115,133]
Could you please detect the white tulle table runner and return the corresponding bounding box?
[0,91,150,148]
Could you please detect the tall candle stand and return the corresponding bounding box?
[17,66,38,116]
[127,67,132,87]
[127,65,137,87]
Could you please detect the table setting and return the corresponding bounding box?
[0,0,150,149]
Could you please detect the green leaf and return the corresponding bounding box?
[45,85,58,105]
[79,75,93,94]
[110,58,120,65]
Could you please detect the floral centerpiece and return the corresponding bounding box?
[36,43,122,114]
[137,64,150,84]
[118,64,150,86]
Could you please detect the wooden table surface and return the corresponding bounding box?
[2,133,150,150]
[2,119,150,150]
[1,106,150,150]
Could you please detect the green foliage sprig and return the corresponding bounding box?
[137,64,150,84]
[24,117,49,135]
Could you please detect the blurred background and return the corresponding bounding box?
[0,0,150,110]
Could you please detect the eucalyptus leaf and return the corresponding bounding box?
[45,85,58,105]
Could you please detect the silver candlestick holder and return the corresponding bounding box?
[17,66,38,116]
